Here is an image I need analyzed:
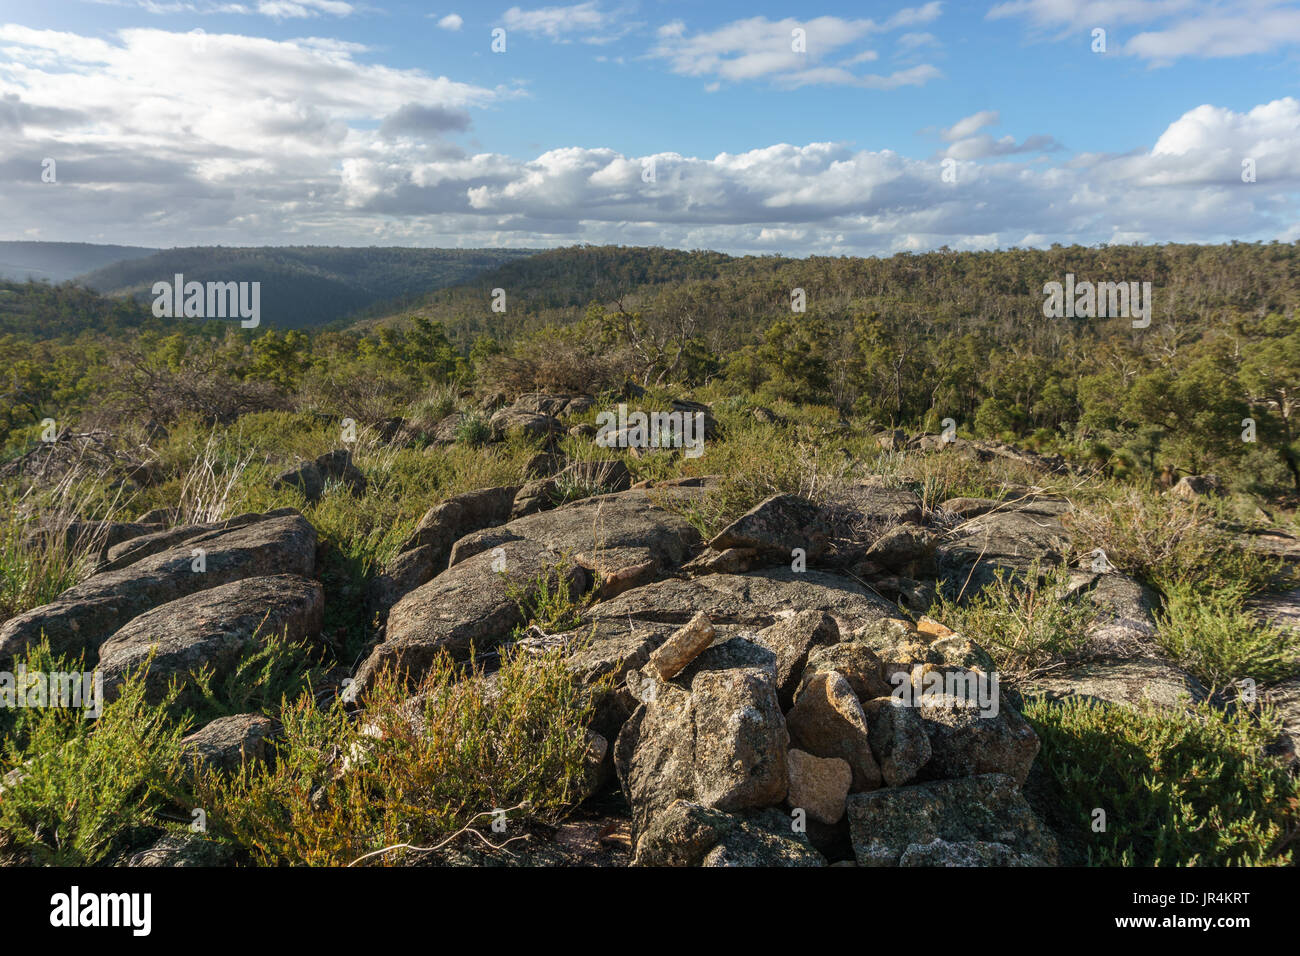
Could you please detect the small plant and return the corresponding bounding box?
[928,562,1093,675]
[1154,581,1298,689]
[176,629,328,729]
[194,649,599,866]
[0,643,187,866]
[454,412,491,447]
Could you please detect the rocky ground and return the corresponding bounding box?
[2,391,1298,867]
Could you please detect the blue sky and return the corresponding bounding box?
[1,0,1298,254]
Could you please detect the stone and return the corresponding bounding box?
[800,640,893,707]
[785,671,882,791]
[631,799,823,867]
[98,573,324,703]
[180,713,279,773]
[1019,658,1207,711]
[786,749,851,824]
[915,692,1040,785]
[862,696,932,786]
[647,611,717,680]
[0,513,317,666]
[846,773,1058,867]
[709,494,832,560]
[750,610,840,709]
[689,667,789,812]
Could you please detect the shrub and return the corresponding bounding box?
[195,649,600,866]
[1024,696,1300,866]
[1155,582,1298,690]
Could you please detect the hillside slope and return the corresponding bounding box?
[0,242,159,283]
[79,246,540,329]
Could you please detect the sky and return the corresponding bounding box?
[0,0,1298,256]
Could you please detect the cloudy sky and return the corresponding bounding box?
[1,0,1298,255]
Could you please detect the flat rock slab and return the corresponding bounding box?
[846,773,1058,867]
[1019,658,1208,711]
[450,488,702,597]
[180,713,279,773]
[936,509,1071,591]
[98,573,324,702]
[0,512,317,666]
[348,538,588,697]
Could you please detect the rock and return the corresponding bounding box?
[800,641,892,707]
[752,406,785,425]
[846,773,1058,867]
[365,544,437,622]
[401,486,521,556]
[689,667,789,812]
[451,488,701,598]
[786,749,851,824]
[1171,474,1223,499]
[0,513,317,666]
[511,460,632,518]
[1264,676,1300,764]
[489,407,562,441]
[1084,572,1160,654]
[647,611,717,680]
[98,512,272,573]
[127,833,237,867]
[898,838,1044,866]
[709,494,832,561]
[785,671,881,791]
[348,539,588,698]
[915,690,1040,785]
[682,547,762,576]
[935,507,1071,593]
[431,412,468,444]
[749,610,840,709]
[180,713,279,773]
[1019,659,1207,711]
[832,481,923,527]
[98,574,324,703]
[273,449,365,502]
[876,429,907,451]
[22,519,164,563]
[631,799,823,867]
[614,680,697,837]
[862,696,932,786]
[864,523,936,576]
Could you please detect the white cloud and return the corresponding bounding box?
[436,13,464,31]
[649,9,945,88]
[989,0,1300,61]
[0,25,1296,255]
[502,2,617,40]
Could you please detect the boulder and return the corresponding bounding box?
[98,574,324,703]
[862,696,932,786]
[785,671,881,791]
[0,513,317,666]
[749,610,840,709]
[709,494,832,561]
[489,407,561,441]
[631,799,823,867]
[180,713,279,773]
[846,773,1058,867]
[786,749,851,825]
[915,691,1040,785]
[274,449,364,502]
[1171,474,1223,499]
[1019,658,1207,711]
[935,508,1071,592]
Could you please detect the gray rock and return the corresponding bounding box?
[862,696,931,786]
[180,713,279,773]
[0,513,317,666]
[709,494,832,560]
[1019,658,1208,711]
[786,670,881,791]
[846,773,1058,866]
[631,799,824,867]
[128,833,237,867]
[98,574,324,703]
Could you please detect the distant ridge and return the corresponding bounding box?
[0,241,159,283]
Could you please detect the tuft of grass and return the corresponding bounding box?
[1024,696,1300,866]
[176,630,328,730]
[927,563,1093,675]
[194,649,600,866]
[454,412,492,447]
[1155,582,1298,690]
[1065,488,1283,595]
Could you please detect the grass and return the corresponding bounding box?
[1025,696,1300,866]
[926,563,1094,675]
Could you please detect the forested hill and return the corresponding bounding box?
[361,241,1298,350]
[79,245,540,329]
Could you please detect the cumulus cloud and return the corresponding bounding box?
[0,25,1295,254]
[649,8,944,88]
[500,2,632,43]
[435,13,463,31]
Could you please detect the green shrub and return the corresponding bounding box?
[1155,582,1298,689]
[195,649,600,866]
[1024,696,1300,866]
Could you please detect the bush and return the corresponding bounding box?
[1155,582,1298,690]
[1024,696,1300,866]
[195,649,600,866]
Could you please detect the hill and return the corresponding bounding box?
[0,242,159,283]
[79,246,541,329]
